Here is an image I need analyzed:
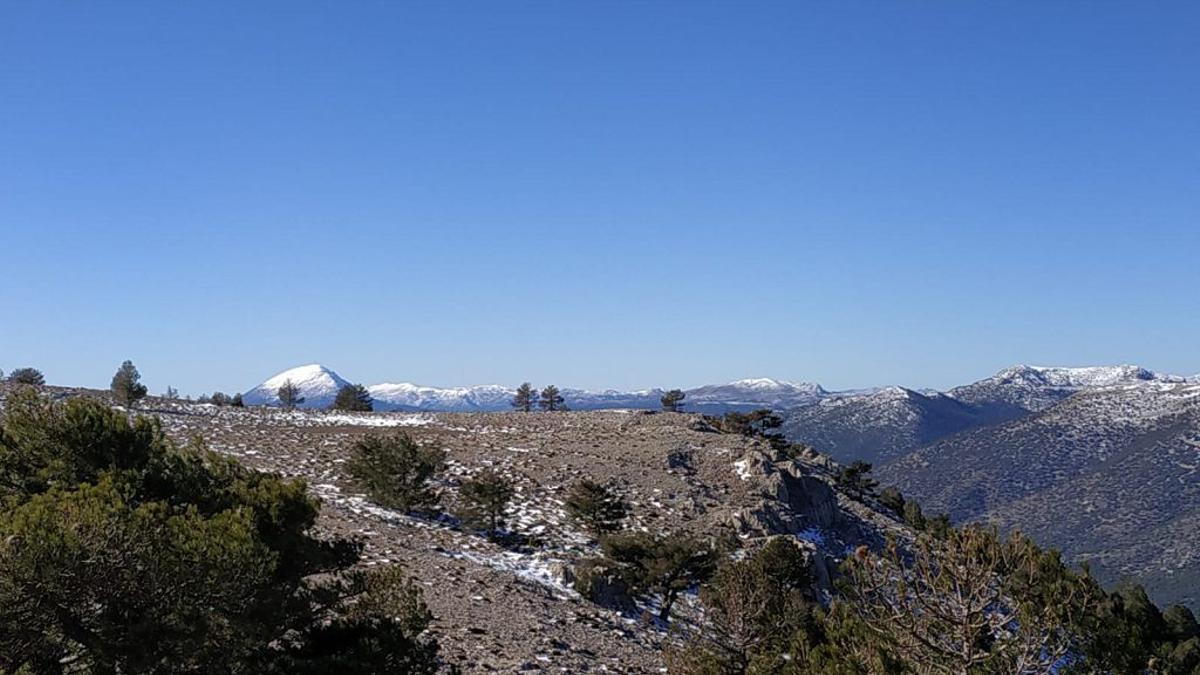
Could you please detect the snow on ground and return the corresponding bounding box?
[272,410,435,427]
[733,458,752,481]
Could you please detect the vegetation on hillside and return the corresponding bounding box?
[0,389,441,674]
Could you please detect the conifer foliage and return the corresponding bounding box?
[346,433,444,514]
[539,385,566,411]
[511,382,539,412]
[277,379,304,409]
[0,389,440,674]
[333,384,374,412]
[564,479,628,538]
[456,469,515,540]
[109,360,147,406]
[6,367,45,386]
[599,531,717,623]
[660,389,686,412]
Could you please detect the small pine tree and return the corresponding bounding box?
[7,367,45,386]
[511,382,538,412]
[539,385,566,412]
[748,409,783,435]
[210,392,231,406]
[878,486,906,515]
[456,469,515,540]
[600,531,718,622]
[926,512,953,539]
[668,538,815,671]
[347,433,445,514]
[836,460,878,500]
[565,479,628,538]
[903,499,927,530]
[163,386,179,400]
[277,379,304,409]
[660,389,686,413]
[230,392,244,407]
[333,383,374,412]
[110,360,148,406]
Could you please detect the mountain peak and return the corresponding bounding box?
[999,364,1174,387]
[243,364,352,407]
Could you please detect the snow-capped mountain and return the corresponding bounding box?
[782,386,990,466]
[684,378,827,413]
[242,364,352,409]
[368,383,516,412]
[778,364,1193,466]
[882,379,1200,609]
[246,367,828,413]
[948,364,1183,414]
[243,363,1190,420]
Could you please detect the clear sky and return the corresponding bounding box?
[1,2,1197,395]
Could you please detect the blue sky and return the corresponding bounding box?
[1,2,1197,395]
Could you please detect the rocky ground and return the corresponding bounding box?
[2,385,905,672]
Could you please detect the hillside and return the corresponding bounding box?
[782,364,1188,466]
[3,384,904,672]
[882,381,1200,609]
[782,386,991,466]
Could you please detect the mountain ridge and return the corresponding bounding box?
[243,363,1192,414]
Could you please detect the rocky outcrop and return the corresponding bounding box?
[729,451,842,536]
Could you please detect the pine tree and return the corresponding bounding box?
[511,382,538,412]
[6,368,44,386]
[456,469,515,540]
[210,392,231,406]
[600,531,717,623]
[347,433,444,514]
[878,486,906,515]
[277,379,305,409]
[163,386,179,400]
[230,392,244,407]
[539,385,566,412]
[110,360,147,406]
[333,384,374,412]
[668,538,815,672]
[836,460,878,500]
[660,389,686,412]
[564,479,628,538]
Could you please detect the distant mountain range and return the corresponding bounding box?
[881,379,1200,610]
[242,364,834,413]
[782,365,1193,466]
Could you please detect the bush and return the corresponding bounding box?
[0,389,440,673]
[455,469,515,540]
[878,486,905,515]
[564,479,628,538]
[346,433,444,514]
[660,389,686,412]
[668,538,816,673]
[333,384,374,412]
[6,368,44,386]
[110,360,148,406]
[902,500,927,530]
